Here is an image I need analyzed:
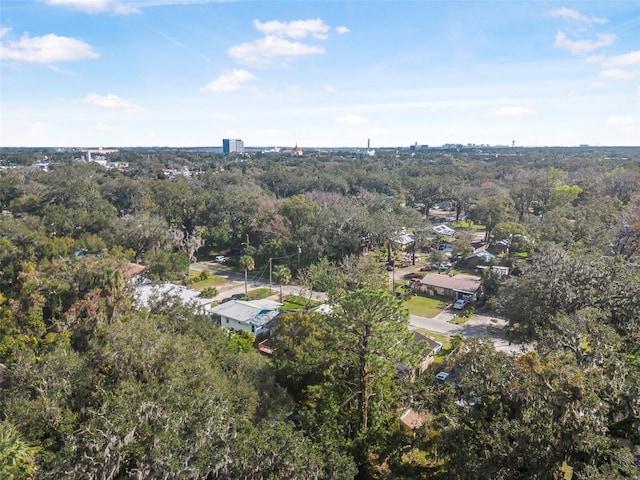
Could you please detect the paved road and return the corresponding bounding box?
[191,262,328,304]
[193,262,527,353]
[410,310,528,354]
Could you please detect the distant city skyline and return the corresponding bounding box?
[1,1,639,148]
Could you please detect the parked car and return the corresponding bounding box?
[453,299,468,310]
[215,255,226,263]
[404,272,423,280]
[470,241,484,249]
[386,264,394,271]
[420,263,436,271]
[439,262,452,271]
[435,371,450,382]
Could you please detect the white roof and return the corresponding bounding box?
[393,233,415,245]
[432,224,455,236]
[313,303,334,315]
[210,299,282,327]
[135,281,214,311]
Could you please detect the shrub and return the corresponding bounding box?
[200,286,218,298]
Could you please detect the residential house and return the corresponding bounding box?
[392,232,416,251]
[476,265,510,277]
[399,408,429,432]
[432,224,455,236]
[418,273,481,302]
[135,281,214,314]
[210,299,283,336]
[465,250,496,267]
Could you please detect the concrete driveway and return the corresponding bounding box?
[410,309,527,354]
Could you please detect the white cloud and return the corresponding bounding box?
[228,35,324,67]
[44,0,140,14]
[75,93,144,112]
[335,26,350,35]
[488,106,534,118]
[253,18,330,40]
[603,51,640,68]
[599,69,639,80]
[548,7,607,24]
[0,31,99,63]
[286,85,301,94]
[591,80,605,88]
[554,31,615,55]
[607,115,635,127]
[324,84,337,93]
[334,114,371,127]
[201,69,257,94]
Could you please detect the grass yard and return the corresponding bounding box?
[452,220,486,231]
[402,293,449,318]
[247,288,273,300]
[280,294,321,311]
[188,270,229,291]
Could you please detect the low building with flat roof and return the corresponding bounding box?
[418,273,481,301]
[210,299,282,335]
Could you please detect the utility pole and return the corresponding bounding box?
[269,257,273,292]
[297,245,301,269]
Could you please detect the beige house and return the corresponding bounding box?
[418,273,481,301]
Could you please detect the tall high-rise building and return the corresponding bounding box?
[222,138,244,154]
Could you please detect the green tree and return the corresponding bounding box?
[500,243,640,344]
[406,177,445,218]
[272,288,419,477]
[145,249,190,282]
[467,195,515,243]
[492,221,531,257]
[273,264,292,303]
[412,339,640,479]
[0,422,40,479]
[279,194,320,235]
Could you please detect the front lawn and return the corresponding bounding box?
[188,269,229,291]
[247,288,272,300]
[280,294,322,311]
[402,293,449,318]
[452,220,486,231]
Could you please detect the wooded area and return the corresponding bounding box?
[1,146,639,479]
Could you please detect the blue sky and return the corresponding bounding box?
[1,0,639,148]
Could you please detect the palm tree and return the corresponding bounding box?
[238,255,255,295]
[273,264,291,303]
[0,423,39,479]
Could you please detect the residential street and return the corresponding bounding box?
[192,262,526,353]
[191,262,328,303]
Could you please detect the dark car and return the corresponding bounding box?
[420,263,436,271]
[470,241,484,249]
[404,272,423,279]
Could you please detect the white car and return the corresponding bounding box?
[453,299,467,310]
[435,371,449,382]
[215,255,226,263]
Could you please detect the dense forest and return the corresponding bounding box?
[1,146,639,479]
